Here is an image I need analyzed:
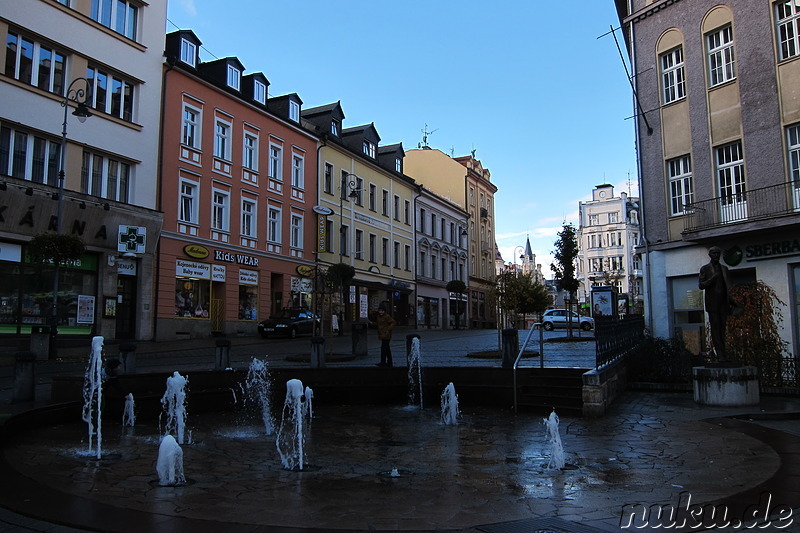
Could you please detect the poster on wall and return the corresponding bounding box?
[590,288,614,319]
[77,295,96,324]
[360,294,368,318]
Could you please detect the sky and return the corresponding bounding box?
[166,0,639,279]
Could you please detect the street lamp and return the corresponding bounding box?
[51,78,93,358]
[513,245,525,274]
[338,173,360,264]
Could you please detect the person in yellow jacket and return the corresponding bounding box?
[375,306,396,367]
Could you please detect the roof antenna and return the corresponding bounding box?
[418,123,438,149]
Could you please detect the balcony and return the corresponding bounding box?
[682,181,800,239]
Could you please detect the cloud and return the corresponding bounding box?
[177,0,197,17]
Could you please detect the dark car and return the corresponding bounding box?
[258,309,320,339]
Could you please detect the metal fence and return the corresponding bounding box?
[594,315,646,368]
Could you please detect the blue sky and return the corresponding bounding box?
[167,0,638,278]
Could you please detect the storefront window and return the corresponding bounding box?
[290,276,312,309]
[670,275,705,354]
[239,285,257,320]
[175,278,210,318]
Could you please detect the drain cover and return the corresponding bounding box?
[477,517,608,533]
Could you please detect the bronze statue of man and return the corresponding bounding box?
[698,246,730,361]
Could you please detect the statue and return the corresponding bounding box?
[698,246,730,362]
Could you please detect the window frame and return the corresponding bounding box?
[213,119,232,161]
[211,188,231,232]
[667,155,694,216]
[243,131,258,171]
[707,25,736,87]
[178,179,199,224]
[267,206,282,243]
[289,213,303,249]
[80,149,130,202]
[91,0,138,40]
[253,80,267,104]
[182,104,202,149]
[226,64,241,91]
[291,153,304,189]
[776,1,800,61]
[241,198,257,238]
[87,65,135,122]
[715,141,746,205]
[660,46,686,104]
[269,142,283,181]
[180,38,196,67]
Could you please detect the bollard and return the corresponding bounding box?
[351,322,368,357]
[215,338,231,370]
[501,328,519,368]
[310,336,326,368]
[12,351,36,403]
[405,333,421,367]
[119,343,137,374]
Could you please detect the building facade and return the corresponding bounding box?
[404,148,498,329]
[415,186,469,329]
[616,0,800,356]
[302,103,416,329]
[0,0,165,349]
[157,30,319,339]
[576,184,642,315]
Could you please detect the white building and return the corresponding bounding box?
[577,184,642,315]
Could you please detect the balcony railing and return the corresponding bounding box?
[683,181,800,232]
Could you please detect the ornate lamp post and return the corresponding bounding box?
[338,173,360,264]
[513,245,525,274]
[50,78,93,358]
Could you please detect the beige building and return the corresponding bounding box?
[405,148,498,329]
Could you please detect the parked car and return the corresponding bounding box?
[541,309,594,331]
[258,309,320,339]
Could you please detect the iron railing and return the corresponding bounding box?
[512,324,544,413]
[595,315,645,368]
[683,181,800,232]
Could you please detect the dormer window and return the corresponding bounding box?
[395,157,401,173]
[363,140,376,158]
[180,38,196,67]
[227,64,241,90]
[331,120,339,136]
[289,100,300,122]
[253,80,266,104]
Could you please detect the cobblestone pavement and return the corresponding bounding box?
[1,329,798,532]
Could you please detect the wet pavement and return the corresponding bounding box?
[0,328,799,532]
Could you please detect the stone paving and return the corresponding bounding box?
[0,329,799,532]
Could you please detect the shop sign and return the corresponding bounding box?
[118,225,146,254]
[176,259,211,279]
[183,244,210,259]
[317,215,327,253]
[389,279,411,289]
[117,258,137,276]
[291,276,312,292]
[214,250,259,266]
[354,212,389,230]
[297,265,314,277]
[448,292,468,301]
[349,285,356,303]
[212,264,226,282]
[741,239,800,262]
[239,268,258,285]
[360,293,368,318]
[0,242,21,262]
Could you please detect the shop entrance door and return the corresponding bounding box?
[115,276,136,339]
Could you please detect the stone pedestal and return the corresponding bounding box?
[693,365,760,406]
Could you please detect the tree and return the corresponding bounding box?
[551,223,580,336]
[493,271,551,328]
[445,279,467,329]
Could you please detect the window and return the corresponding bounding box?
[707,26,736,87]
[404,200,410,224]
[269,143,282,180]
[355,229,364,259]
[588,214,599,226]
[91,0,137,40]
[289,101,300,122]
[331,120,339,136]
[325,220,334,252]
[4,31,65,94]
[382,238,389,265]
[340,225,349,256]
[182,106,201,149]
[253,80,266,104]
[420,251,427,277]
[369,184,377,211]
[213,120,232,161]
[178,180,198,224]
[226,64,241,90]
[290,214,303,249]
[716,141,746,211]
[394,242,401,268]
[87,66,134,121]
[291,154,304,188]
[243,133,258,170]
[80,150,130,201]
[323,163,333,194]
[668,155,693,215]
[441,218,446,240]
[419,208,426,233]
[431,254,437,279]
[405,245,411,270]
[395,157,402,173]
[354,177,364,205]
[776,1,800,60]
[211,190,230,232]
[369,234,377,262]
[608,212,619,223]
[431,214,437,237]
[788,124,800,184]
[363,140,376,158]
[382,190,389,216]
[241,199,256,238]
[0,124,61,185]
[180,38,196,67]
[267,207,282,243]
[660,47,686,104]
[393,195,400,221]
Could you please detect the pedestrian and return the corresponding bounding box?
[375,306,396,367]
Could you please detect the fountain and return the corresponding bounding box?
[276,378,307,470]
[440,382,459,425]
[408,336,423,407]
[122,393,136,427]
[242,357,274,435]
[156,434,185,486]
[304,385,314,420]
[161,372,189,444]
[80,336,105,459]
[543,410,565,469]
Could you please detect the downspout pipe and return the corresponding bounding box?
[412,184,422,329]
